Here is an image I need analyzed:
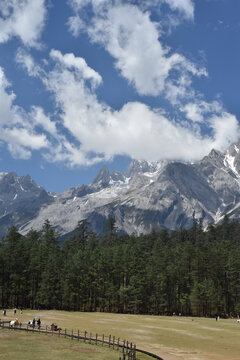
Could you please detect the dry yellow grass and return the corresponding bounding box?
[1,310,240,360]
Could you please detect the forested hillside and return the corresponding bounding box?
[1,217,240,317]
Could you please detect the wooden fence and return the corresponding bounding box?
[0,320,164,360]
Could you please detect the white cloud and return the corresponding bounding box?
[30,50,239,166]
[4,1,238,168]
[0,0,47,46]
[50,50,102,88]
[181,100,222,123]
[7,144,32,160]
[163,0,194,19]
[211,113,240,151]
[30,106,58,137]
[0,67,49,159]
[15,48,42,76]
[68,2,205,97]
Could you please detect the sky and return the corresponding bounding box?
[0,0,240,193]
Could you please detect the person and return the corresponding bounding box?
[37,318,41,329]
[13,308,17,315]
[33,318,35,328]
[20,309,23,315]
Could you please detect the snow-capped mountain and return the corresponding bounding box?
[2,141,240,237]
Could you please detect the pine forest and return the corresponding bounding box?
[1,217,240,318]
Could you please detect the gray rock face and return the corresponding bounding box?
[2,141,240,237]
[0,172,53,237]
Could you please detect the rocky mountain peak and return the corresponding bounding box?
[111,170,125,182]
[208,148,223,159]
[91,165,111,189]
[3,139,240,238]
[125,159,159,177]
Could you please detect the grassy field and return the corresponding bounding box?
[1,310,240,360]
[0,330,120,360]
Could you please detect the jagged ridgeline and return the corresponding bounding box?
[1,140,240,237]
[0,217,240,316]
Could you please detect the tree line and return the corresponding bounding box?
[0,216,240,317]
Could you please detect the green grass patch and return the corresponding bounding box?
[2,310,240,360]
[0,329,120,360]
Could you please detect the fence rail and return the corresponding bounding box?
[0,320,164,360]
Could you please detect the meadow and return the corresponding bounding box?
[1,310,240,360]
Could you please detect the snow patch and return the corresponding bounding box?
[227,202,240,214]
[13,194,18,200]
[224,153,239,177]
[234,145,239,154]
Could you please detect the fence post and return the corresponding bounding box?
[96,333,98,345]
[123,340,125,354]
[117,338,120,351]
[102,334,104,346]
[84,331,87,343]
[113,336,115,350]
[65,328,67,338]
[130,343,132,359]
[89,332,92,344]
[109,334,111,348]
[59,328,60,337]
[71,329,73,340]
[133,345,136,360]
[78,329,79,341]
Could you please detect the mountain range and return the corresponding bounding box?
[1,140,240,238]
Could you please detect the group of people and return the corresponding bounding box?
[1,308,41,330]
[28,318,41,329]
[2,308,23,316]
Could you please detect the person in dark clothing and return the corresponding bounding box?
[37,318,41,329]
[33,318,35,328]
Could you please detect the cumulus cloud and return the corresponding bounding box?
[181,100,223,123]
[50,49,102,88]
[3,0,238,168]
[0,0,47,46]
[16,49,238,166]
[0,67,49,159]
[68,1,204,97]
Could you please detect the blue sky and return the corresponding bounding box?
[0,0,240,193]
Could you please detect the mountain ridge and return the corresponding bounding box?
[1,141,240,237]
